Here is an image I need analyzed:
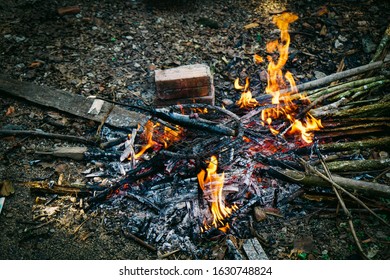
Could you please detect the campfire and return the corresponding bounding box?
[1,9,389,260]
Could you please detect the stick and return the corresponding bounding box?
[331,101,390,118]
[318,136,390,152]
[323,159,390,173]
[269,168,390,199]
[25,181,91,197]
[314,146,368,259]
[296,158,390,227]
[290,55,390,93]
[122,228,157,252]
[153,108,236,136]
[371,25,390,62]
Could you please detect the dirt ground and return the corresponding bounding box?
[1,0,389,260]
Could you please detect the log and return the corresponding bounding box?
[269,168,390,198]
[0,74,145,128]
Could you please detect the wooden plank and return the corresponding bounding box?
[0,74,145,128]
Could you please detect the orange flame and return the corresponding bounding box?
[161,125,183,149]
[197,156,237,229]
[231,12,322,143]
[235,77,259,108]
[134,120,157,160]
[288,113,322,143]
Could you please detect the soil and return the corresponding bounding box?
[1,0,389,260]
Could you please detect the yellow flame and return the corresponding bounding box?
[197,156,236,229]
[134,120,157,159]
[288,113,323,143]
[235,77,259,108]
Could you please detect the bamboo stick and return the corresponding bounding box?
[318,137,390,152]
[371,24,390,63]
[325,159,390,173]
[331,101,390,118]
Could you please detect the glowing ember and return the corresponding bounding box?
[235,12,322,143]
[197,156,237,229]
[161,125,183,149]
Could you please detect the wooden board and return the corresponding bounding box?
[0,74,146,129]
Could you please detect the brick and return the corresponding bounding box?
[154,85,215,107]
[155,64,212,100]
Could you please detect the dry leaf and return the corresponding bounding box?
[0,180,15,196]
[317,5,329,16]
[5,106,15,116]
[29,61,43,68]
[244,22,259,30]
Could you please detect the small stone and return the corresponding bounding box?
[314,71,327,79]
[49,228,56,233]
[334,39,344,49]
[6,213,13,218]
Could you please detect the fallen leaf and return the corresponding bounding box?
[0,180,15,196]
[244,22,259,30]
[317,5,329,16]
[29,61,44,68]
[5,106,15,116]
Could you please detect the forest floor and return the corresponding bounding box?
[0,0,389,260]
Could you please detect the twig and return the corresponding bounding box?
[314,144,368,259]
[122,228,157,252]
[296,158,390,227]
[371,24,390,63]
[283,55,390,93]
[158,249,181,259]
